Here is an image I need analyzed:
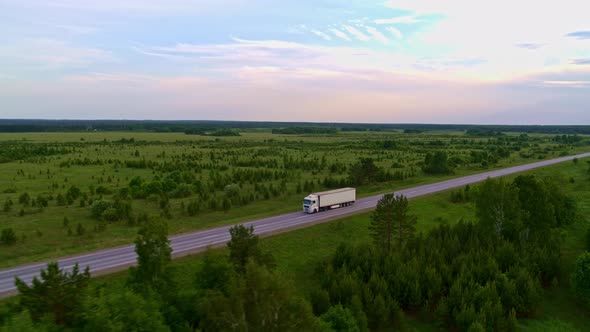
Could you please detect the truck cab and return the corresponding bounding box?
[303,194,319,213]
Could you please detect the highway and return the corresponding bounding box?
[1,152,589,296]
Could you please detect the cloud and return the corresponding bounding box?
[287,24,307,34]
[342,25,370,42]
[0,39,115,71]
[8,0,248,14]
[543,80,590,87]
[385,27,403,39]
[329,28,351,41]
[310,29,332,41]
[514,43,545,50]
[374,16,421,25]
[383,0,589,45]
[142,38,550,84]
[570,58,590,65]
[565,31,590,40]
[382,0,590,80]
[365,27,390,44]
[5,67,590,124]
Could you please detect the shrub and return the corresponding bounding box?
[187,200,200,216]
[91,200,112,219]
[1,228,17,245]
[18,192,31,206]
[422,151,453,175]
[95,186,112,195]
[101,208,120,222]
[571,252,590,307]
[321,304,360,332]
[76,223,86,236]
[3,199,13,212]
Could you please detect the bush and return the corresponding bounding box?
[36,195,49,208]
[3,199,13,212]
[187,200,200,216]
[56,193,66,206]
[95,186,112,195]
[76,223,86,236]
[321,304,360,332]
[171,183,192,198]
[91,200,112,219]
[571,252,590,307]
[101,208,120,222]
[423,151,453,175]
[1,228,17,245]
[18,192,31,206]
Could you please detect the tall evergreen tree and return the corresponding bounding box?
[198,262,319,332]
[128,218,172,293]
[227,224,274,273]
[475,178,520,239]
[512,175,556,233]
[369,194,417,251]
[83,290,171,332]
[321,304,360,332]
[422,151,453,175]
[15,262,90,327]
[348,158,379,185]
[571,252,590,308]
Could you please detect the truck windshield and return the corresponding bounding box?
[303,199,312,205]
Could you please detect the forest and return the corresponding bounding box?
[2,120,590,135]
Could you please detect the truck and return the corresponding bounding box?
[302,187,356,214]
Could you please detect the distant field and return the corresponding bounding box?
[0,129,588,268]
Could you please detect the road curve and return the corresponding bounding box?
[1,152,589,296]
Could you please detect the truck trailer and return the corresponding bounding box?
[302,187,356,214]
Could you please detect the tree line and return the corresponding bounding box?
[2,119,590,134]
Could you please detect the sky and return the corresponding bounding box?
[0,0,589,124]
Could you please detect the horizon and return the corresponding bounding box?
[1,0,589,124]
[0,118,590,129]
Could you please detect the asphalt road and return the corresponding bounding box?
[1,152,589,296]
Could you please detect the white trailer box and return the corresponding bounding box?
[302,187,356,213]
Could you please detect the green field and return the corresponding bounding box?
[1,130,588,268]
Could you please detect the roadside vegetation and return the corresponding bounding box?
[1,155,589,331]
[1,127,588,268]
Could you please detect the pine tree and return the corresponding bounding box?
[76,223,85,236]
[128,218,172,293]
[15,262,90,326]
[227,224,274,273]
[571,252,590,307]
[476,178,520,239]
[83,290,170,332]
[369,194,417,251]
[0,228,17,245]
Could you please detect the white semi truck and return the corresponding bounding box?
[303,187,356,214]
